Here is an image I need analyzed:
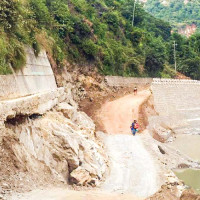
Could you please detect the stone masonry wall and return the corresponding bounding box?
[105,76,153,87]
[0,48,57,100]
[152,78,200,134]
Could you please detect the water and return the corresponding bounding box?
[174,168,200,194]
[169,134,200,161]
[170,134,200,193]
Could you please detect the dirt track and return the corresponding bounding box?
[10,188,140,200]
[100,90,150,134]
[102,134,160,198]
[101,90,161,198]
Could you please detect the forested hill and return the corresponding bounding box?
[0,0,200,79]
[144,0,200,32]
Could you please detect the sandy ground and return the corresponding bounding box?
[102,135,160,198]
[10,188,140,200]
[10,89,162,200]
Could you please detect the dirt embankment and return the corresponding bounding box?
[147,187,200,200]
[138,94,158,132]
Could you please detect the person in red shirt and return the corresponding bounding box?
[130,120,139,136]
[134,86,138,95]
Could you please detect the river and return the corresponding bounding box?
[170,134,200,193]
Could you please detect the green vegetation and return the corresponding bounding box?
[0,0,27,74]
[144,0,200,30]
[170,32,200,79]
[0,0,199,79]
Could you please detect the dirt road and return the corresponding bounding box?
[102,134,159,198]
[101,90,160,198]
[10,188,140,200]
[100,90,150,134]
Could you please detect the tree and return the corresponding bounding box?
[180,57,200,79]
[144,37,167,75]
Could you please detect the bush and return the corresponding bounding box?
[32,40,41,57]
[82,39,99,58]
[93,22,108,39]
[69,17,92,44]
[128,28,144,46]
[104,12,120,32]
[29,0,51,27]
[53,44,65,65]
[75,20,91,37]
[180,57,200,79]
[0,0,20,32]
[124,57,140,75]
[9,39,26,70]
[68,47,80,59]
[102,49,114,67]
[145,54,164,75]
[160,65,176,78]
[0,0,198,80]
[0,34,26,73]
[0,36,11,74]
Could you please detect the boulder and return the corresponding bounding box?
[56,102,96,137]
[69,167,92,186]
[180,189,200,200]
[56,102,76,119]
[152,125,172,143]
[71,111,95,136]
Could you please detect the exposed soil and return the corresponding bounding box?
[79,84,151,132]
[99,90,151,134]
[146,185,179,200]
[6,87,200,200]
[79,87,135,132]
[11,188,141,200]
[9,89,155,200]
[138,94,158,132]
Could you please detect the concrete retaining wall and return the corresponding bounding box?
[0,48,57,100]
[105,76,153,87]
[0,88,66,122]
[152,78,200,134]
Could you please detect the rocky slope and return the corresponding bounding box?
[5,106,107,184]
[0,70,109,198]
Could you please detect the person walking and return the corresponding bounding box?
[134,86,138,95]
[130,120,139,136]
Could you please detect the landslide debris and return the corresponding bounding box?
[0,98,108,198]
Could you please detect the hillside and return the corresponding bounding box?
[0,0,200,79]
[144,0,200,34]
